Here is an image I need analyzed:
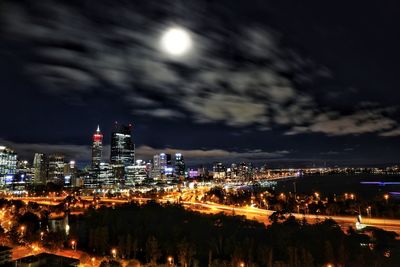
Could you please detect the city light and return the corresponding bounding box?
[111,248,117,258]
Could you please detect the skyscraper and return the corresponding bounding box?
[92,125,103,169]
[33,153,47,184]
[174,153,185,177]
[110,123,135,166]
[0,146,17,187]
[47,154,65,184]
[159,153,172,169]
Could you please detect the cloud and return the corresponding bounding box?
[380,128,400,137]
[0,139,289,165]
[183,93,269,126]
[136,145,290,165]
[0,139,91,161]
[286,109,397,136]
[2,0,399,137]
[1,0,324,129]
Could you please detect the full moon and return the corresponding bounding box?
[161,27,192,56]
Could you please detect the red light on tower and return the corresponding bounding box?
[93,134,103,142]
[93,125,103,142]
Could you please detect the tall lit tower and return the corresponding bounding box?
[92,125,103,169]
[174,153,185,177]
[110,122,135,166]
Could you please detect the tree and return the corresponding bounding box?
[146,236,161,264]
[177,239,196,267]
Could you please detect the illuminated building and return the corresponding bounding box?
[99,163,115,187]
[110,123,135,166]
[151,154,161,179]
[16,160,33,183]
[64,160,76,187]
[0,146,17,187]
[188,169,199,178]
[92,125,103,169]
[238,162,253,180]
[213,162,226,180]
[33,153,47,184]
[159,153,172,169]
[160,153,173,179]
[110,123,135,183]
[47,154,65,185]
[151,153,172,179]
[174,153,185,177]
[125,160,147,186]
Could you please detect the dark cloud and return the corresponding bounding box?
[1,0,400,165]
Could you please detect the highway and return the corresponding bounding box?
[181,201,400,234]
[6,196,400,234]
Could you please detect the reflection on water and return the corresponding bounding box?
[275,174,400,199]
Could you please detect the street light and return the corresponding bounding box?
[20,226,25,236]
[167,256,174,265]
[384,194,389,203]
[240,262,245,267]
[40,231,44,241]
[111,248,117,258]
[91,257,95,266]
[71,240,76,250]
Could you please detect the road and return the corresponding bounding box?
[181,201,400,234]
[7,196,400,234]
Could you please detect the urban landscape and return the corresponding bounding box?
[2,1,400,267]
[0,123,400,266]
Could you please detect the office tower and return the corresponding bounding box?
[64,160,76,187]
[159,153,171,169]
[33,153,47,184]
[99,163,115,186]
[174,153,185,177]
[92,125,103,169]
[47,154,65,184]
[0,146,17,187]
[213,162,226,180]
[238,162,253,180]
[151,154,161,179]
[125,160,147,186]
[110,123,135,166]
[153,154,160,170]
[160,153,173,178]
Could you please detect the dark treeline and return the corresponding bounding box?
[69,202,400,267]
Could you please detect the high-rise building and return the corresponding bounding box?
[110,123,135,166]
[0,146,17,187]
[174,153,185,177]
[213,162,226,180]
[159,153,171,169]
[64,160,77,187]
[33,153,47,184]
[125,160,147,186]
[92,125,103,169]
[47,154,65,184]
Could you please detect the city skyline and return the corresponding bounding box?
[2,2,400,267]
[1,1,400,167]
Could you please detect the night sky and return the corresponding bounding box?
[1,0,400,167]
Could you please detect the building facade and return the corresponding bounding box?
[33,153,47,184]
[47,154,65,185]
[91,125,103,169]
[0,146,17,187]
[110,123,135,166]
[174,153,185,177]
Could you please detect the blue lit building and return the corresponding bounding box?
[0,146,17,188]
